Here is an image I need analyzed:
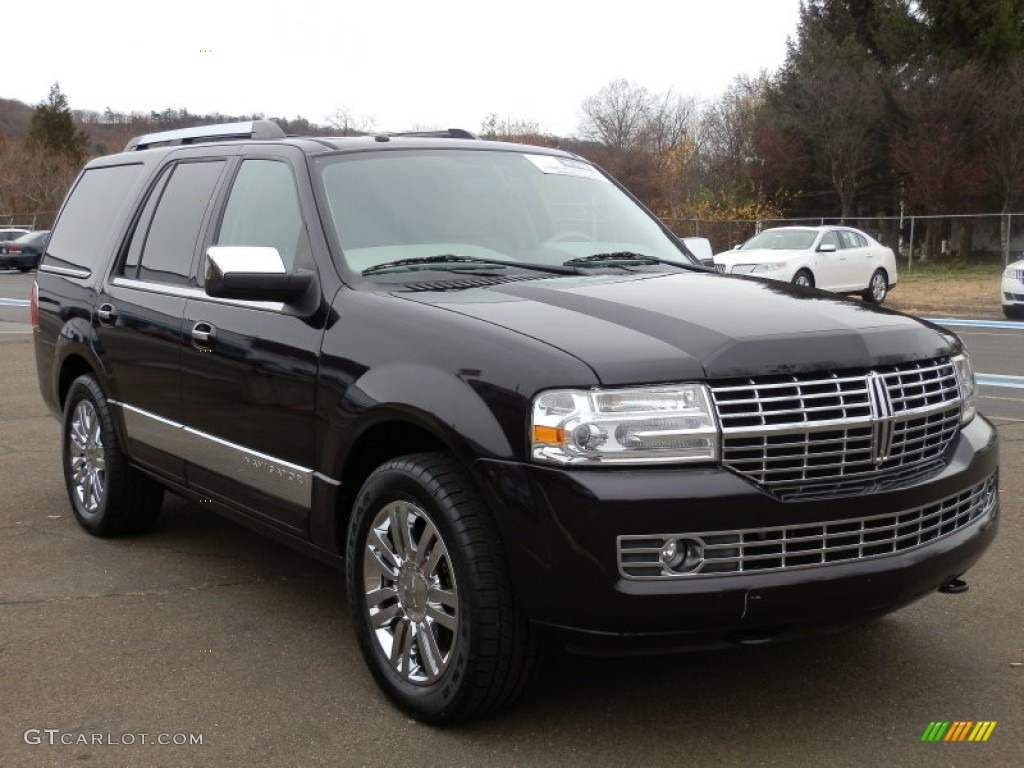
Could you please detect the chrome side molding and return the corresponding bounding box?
[114,401,314,507]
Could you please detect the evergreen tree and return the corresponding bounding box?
[916,0,1024,69]
[26,83,89,165]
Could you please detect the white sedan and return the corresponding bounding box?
[713,226,898,304]
[1002,259,1024,319]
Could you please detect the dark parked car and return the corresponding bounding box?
[33,121,998,724]
[0,229,50,272]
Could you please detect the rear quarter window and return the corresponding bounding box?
[45,164,144,273]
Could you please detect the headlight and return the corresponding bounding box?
[531,385,719,465]
[952,353,977,425]
[751,261,788,273]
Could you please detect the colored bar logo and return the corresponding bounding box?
[920,721,997,742]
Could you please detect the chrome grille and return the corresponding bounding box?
[709,359,961,497]
[714,263,727,273]
[1006,268,1024,282]
[618,474,996,579]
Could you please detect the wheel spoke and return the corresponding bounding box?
[428,586,457,611]
[398,620,416,676]
[365,586,398,609]
[388,504,412,561]
[425,603,457,632]
[81,405,94,438]
[414,519,438,567]
[71,456,87,480]
[368,528,400,572]
[81,470,93,508]
[416,622,443,681]
[369,601,402,628]
[89,469,103,507]
[364,551,399,585]
[389,617,410,666]
[420,536,445,578]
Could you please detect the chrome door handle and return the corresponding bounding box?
[96,303,117,325]
[191,321,217,349]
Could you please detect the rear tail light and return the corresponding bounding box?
[8,247,21,254]
[30,281,38,327]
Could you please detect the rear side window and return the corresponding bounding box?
[136,161,224,285]
[45,164,143,272]
[839,231,865,249]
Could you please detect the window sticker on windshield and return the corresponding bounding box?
[524,154,609,182]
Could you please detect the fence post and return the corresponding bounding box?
[908,216,915,272]
[1005,213,1012,266]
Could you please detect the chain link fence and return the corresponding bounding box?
[663,214,1024,269]
[0,213,51,231]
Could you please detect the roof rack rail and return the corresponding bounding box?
[125,120,286,151]
[383,128,480,140]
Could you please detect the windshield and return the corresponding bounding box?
[742,229,817,251]
[315,149,693,274]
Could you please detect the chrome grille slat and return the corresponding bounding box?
[709,358,962,498]
[618,475,996,579]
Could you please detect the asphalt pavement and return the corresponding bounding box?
[1,270,1021,767]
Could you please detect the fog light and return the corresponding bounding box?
[659,537,703,573]
[659,540,678,563]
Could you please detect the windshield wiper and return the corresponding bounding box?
[562,252,700,270]
[362,254,579,276]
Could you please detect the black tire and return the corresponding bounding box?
[1004,306,1024,320]
[62,375,163,536]
[346,452,541,725]
[863,269,889,304]
[792,269,814,288]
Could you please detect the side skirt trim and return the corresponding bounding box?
[110,400,317,508]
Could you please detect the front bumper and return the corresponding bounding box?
[475,414,998,643]
[1002,276,1024,306]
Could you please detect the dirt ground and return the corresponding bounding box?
[885,275,1003,318]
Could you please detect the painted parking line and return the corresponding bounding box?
[977,373,1024,390]
[0,298,29,307]
[926,317,1024,330]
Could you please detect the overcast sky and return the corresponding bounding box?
[7,0,801,136]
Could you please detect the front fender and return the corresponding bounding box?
[324,360,517,476]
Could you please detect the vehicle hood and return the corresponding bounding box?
[714,248,808,267]
[396,272,957,385]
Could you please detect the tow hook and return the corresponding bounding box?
[938,577,969,594]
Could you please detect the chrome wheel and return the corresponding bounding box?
[68,400,105,513]
[363,500,459,685]
[793,272,812,287]
[870,272,887,302]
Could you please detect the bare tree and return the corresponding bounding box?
[789,61,887,219]
[645,91,699,156]
[0,138,81,226]
[479,114,555,146]
[981,55,1024,259]
[700,75,768,191]
[326,107,376,135]
[578,79,654,151]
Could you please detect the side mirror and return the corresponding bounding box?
[205,246,314,302]
[818,243,837,253]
